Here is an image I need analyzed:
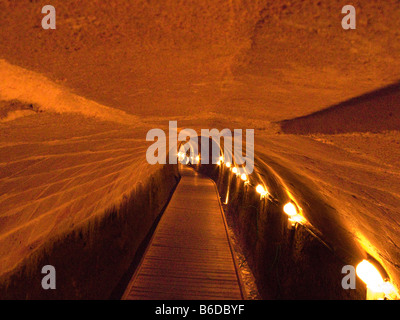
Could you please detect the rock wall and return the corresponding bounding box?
[199,162,366,299]
[0,164,179,299]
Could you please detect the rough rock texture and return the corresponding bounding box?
[0,111,179,299]
[0,0,399,121]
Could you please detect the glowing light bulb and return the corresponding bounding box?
[283,202,297,217]
[256,185,266,195]
[288,214,304,226]
[241,173,247,181]
[219,156,224,162]
[217,160,222,166]
[256,184,268,199]
[195,155,200,163]
[356,260,384,291]
[232,167,238,174]
[225,162,231,168]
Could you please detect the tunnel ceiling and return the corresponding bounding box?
[0,0,399,124]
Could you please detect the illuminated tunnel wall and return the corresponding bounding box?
[0,164,179,300]
[194,136,366,299]
[0,136,388,299]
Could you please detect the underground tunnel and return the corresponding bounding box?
[0,0,399,304]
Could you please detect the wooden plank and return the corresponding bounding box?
[122,165,243,300]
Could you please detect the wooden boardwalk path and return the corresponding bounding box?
[122,165,243,300]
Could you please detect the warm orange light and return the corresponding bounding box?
[240,173,247,181]
[256,184,267,195]
[195,155,200,163]
[356,260,384,290]
[283,202,297,217]
[355,260,399,300]
[232,167,238,174]
[225,162,231,168]
[288,214,304,226]
[177,152,185,161]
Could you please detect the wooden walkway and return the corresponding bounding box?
[122,165,243,300]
